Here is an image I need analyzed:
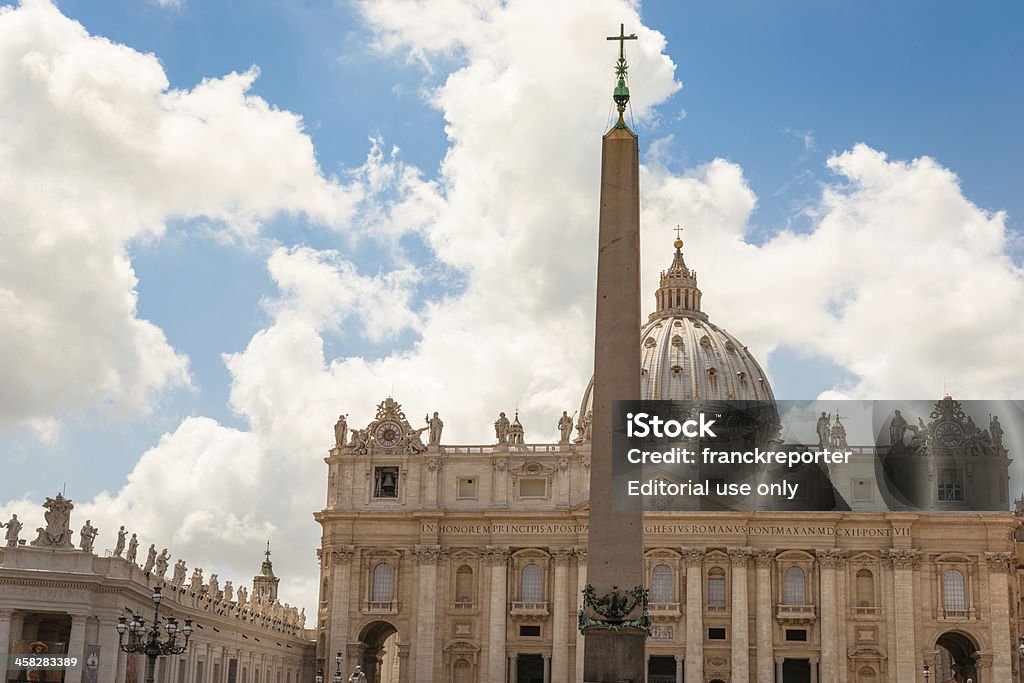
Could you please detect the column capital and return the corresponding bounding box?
[572,546,587,561]
[682,547,704,567]
[984,551,1013,573]
[541,653,550,660]
[728,547,752,568]
[550,547,573,565]
[332,546,356,563]
[817,548,847,569]
[674,654,684,662]
[412,544,448,565]
[881,548,921,570]
[483,546,510,566]
[751,548,776,569]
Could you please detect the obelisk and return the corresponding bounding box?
[581,24,646,683]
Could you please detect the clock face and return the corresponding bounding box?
[934,420,964,448]
[374,421,402,448]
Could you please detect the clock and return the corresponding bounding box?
[934,420,964,448]
[374,421,403,448]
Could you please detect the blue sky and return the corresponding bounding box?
[1,0,1021,614]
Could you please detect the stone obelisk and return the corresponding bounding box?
[582,25,646,683]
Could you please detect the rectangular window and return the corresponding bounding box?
[707,577,726,606]
[785,629,808,641]
[852,479,874,502]
[938,469,963,502]
[228,660,238,683]
[458,478,478,499]
[374,467,399,498]
[519,625,541,637]
[708,627,726,640]
[519,478,546,497]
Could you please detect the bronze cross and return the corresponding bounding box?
[607,23,637,61]
[675,225,683,240]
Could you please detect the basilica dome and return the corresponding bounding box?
[579,237,775,417]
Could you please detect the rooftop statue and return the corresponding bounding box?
[126,533,139,564]
[30,493,74,549]
[113,526,126,557]
[3,514,22,547]
[79,520,98,553]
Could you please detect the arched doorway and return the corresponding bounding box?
[935,631,980,682]
[357,620,400,683]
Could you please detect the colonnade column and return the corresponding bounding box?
[412,544,445,683]
[331,546,355,680]
[0,610,11,657]
[550,548,572,682]
[574,547,586,683]
[884,548,920,683]
[752,549,775,683]
[486,546,510,683]
[728,548,751,683]
[818,548,846,682]
[683,548,704,683]
[986,552,1015,681]
[65,613,87,683]
[98,616,121,683]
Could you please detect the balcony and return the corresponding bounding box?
[448,600,478,614]
[510,601,549,619]
[705,604,728,614]
[776,604,816,624]
[852,605,881,617]
[649,603,681,620]
[363,600,399,614]
[940,608,975,620]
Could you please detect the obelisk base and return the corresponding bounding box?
[582,631,646,683]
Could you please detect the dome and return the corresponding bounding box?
[579,237,775,417]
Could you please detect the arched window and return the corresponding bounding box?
[651,564,674,603]
[856,570,874,607]
[943,569,966,611]
[521,564,543,602]
[455,565,474,604]
[707,567,726,606]
[372,563,394,602]
[783,566,806,605]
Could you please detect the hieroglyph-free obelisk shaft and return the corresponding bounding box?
[582,25,646,683]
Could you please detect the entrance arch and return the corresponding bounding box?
[935,631,980,682]
[357,620,400,683]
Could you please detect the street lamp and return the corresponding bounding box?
[922,663,930,681]
[315,670,324,683]
[334,651,343,683]
[1018,635,1024,658]
[116,586,193,683]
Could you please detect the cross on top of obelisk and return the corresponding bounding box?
[606,23,637,63]
[606,24,637,118]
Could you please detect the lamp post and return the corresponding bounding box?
[116,586,193,683]
[334,651,343,683]
[922,663,930,681]
[315,670,324,683]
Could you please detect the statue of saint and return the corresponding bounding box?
[172,559,187,587]
[494,412,510,444]
[3,514,22,547]
[190,567,204,591]
[889,410,908,449]
[815,412,831,449]
[334,414,348,448]
[154,549,170,578]
[991,415,1005,451]
[508,413,525,446]
[575,411,593,443]
[79,520,98,553]
[30,492,74,548]
[427,412,444,446]
[208,573,220,599]
[223,580,234,603]
[557,411,575,444]
[113,526,127,557]
[143,544,157,574]
[237,585,248,606]
[126,533,139,564]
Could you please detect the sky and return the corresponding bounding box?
[1,0,1022,620]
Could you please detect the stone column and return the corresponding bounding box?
[985,552,1014,681]
[551,548,572,683]
[486,547,510,683]
[683,548,704,683]
[574,547,586,683]
[810,657,819,683]
[674,654,683,683]
[817,549,846,682]
[508,653,517,683]
[0,610,12,657]
[413,544,445,683]
[729,548,751,683]
[883,549,920,683]
[66,613,87,683]
[542,652,551,683]
[98,616,121,683]
[775,657,784,682]
[397,650,410,683]
[752,549,775,683]
[331,546,355,679]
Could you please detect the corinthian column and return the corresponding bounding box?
[485,546,510,682]
[683,548,704,683]
[728,547,751,683]
[331,546,355,679]
[65,614,87,683]
[883,548,920,683]
[985,552,1014,681]
[752,549,775,683]
[551,548,573,683]
[817,548,846,682]
[413,545,446,683]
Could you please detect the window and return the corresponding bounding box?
[372,563,394,602]
[943,569,966,611]
[457,478,477,499]
[651,564,674,603]
[453,660,471,683]
[707,568,726,606]
[519,478,546,497]
[856,570,874,607]
[521,564,543,602]
[938,469,963,502]
[785,629,807,641]
[519,625,540,637]
[374,467,399,498]
[708,627,726,640]
[455,565,473,604]
[853,479,874,502]
[783,566,806,605]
